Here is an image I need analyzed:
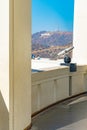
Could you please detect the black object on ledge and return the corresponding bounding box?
[60,56,77,72]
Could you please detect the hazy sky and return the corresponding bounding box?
[32,0,74,34]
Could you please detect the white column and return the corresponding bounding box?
[73,0,87,65]
[10,0,31,130]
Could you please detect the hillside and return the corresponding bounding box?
[32,31,73,59]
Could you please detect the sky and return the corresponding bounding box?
[32,0,74,34]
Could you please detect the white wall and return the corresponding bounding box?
[0,0,9,111]
[0,0,31,130]
[73,0,87,64]
[0,0,9,130]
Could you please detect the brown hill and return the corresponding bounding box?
[32,31,73,59]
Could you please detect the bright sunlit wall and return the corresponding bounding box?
[73,0,87,64]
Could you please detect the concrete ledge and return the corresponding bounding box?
[32,65,87,114]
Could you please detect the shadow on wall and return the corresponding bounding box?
[0,91,9,130]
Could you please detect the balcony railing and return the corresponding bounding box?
[31,65,87,115]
